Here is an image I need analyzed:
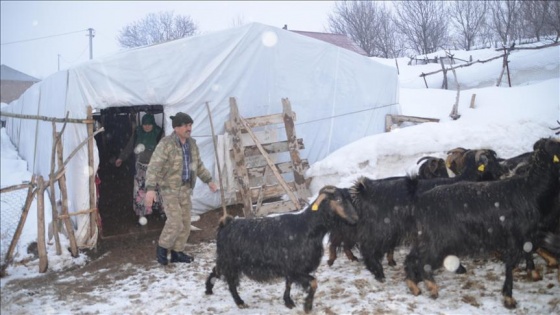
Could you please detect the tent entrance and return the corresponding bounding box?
[94,105,165,238]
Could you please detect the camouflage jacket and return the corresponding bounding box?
[145,132,212,192]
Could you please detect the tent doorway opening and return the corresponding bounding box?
[93,105,165,238]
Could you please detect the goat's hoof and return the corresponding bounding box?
[375,276,386,283]
[529,270,542,282]
[284,299,295,309]
[406,279,421,296]
[205,289,213,295]
[327,260,334,266]
[237,302,248,309]
[304,303,313,314]
[503,296,517,309]
[388,260,397,267]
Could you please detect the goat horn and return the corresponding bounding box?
[475,150,484,162]
[417,156,431,164]
[312,193,327,211]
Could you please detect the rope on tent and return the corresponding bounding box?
[205,102,228,218]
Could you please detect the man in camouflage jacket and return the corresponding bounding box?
[145,112,218,265]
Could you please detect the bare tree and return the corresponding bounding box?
[545,0,560,42]
[327,1,380,57]
[117,11,198,48]
[449,0,488,51]
[490,0,522,46]
[393,0,449,55]
[520,1,550,41]
[230,14,247,28]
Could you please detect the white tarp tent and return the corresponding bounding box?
[1,23,399,247]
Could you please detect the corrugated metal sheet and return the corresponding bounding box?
[1,64,40,82]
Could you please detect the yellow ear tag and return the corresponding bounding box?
[554,155,559,163]
[446,162,451,168]
[311,203,319,211]
[478,164,485,172]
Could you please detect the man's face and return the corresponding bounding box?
[174,123,192,140]
[142,124,153,132]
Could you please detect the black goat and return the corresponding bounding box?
[417,156,449,179]
[205,185,358,314]
[499,151,532,178]
[327,148,503,274]
[403,138,560,309]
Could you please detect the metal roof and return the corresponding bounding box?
[1,64,40,82]
[290,30,368,56]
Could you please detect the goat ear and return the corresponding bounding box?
[312,193,327,211]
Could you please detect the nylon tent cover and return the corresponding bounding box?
[3,23,399,247]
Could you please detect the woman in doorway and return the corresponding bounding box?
[115,113,164,225]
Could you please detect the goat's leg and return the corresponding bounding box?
[536,247,558,267]
[283,277,296,309]
[421,266,438,299]
[343,241,358,262]
[205,266,218,295]
[327,240,338,266]
[386,249,396,266]
[298,274,317,314]
[226,274,247,308]
[362,249,386,282]
[502,262,518,309]
[524,253,542,281]
[404,248,422,296]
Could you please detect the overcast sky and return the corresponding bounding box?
[0,1,335,80]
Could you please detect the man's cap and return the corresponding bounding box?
[170,112,194,128]
[141,114,155,125]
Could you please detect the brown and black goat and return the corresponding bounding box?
[403,138,560,309]
[205,185,358,314]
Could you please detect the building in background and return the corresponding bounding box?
[1,64,40,104]
[283,24,368,56]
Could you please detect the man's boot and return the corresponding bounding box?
[156,245,168,265]
[170,250,193,263]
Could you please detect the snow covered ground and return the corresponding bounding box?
[1,40,559,314]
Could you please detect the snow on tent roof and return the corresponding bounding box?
[1,22,398,248]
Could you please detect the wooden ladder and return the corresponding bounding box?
[226,97,310,218]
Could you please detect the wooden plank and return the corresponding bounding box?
[389,114,439,124]
[56,134,79,257]
[256,200,299,216]
[238,115,301,210]
[282,98,310,200]
[228,98,254,218]
[87,106,97,242]
[243,139,304,156]
[37,176,48,273]
[249,182,297,200]
[248,160,308,178]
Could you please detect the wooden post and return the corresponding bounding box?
[228,98,254,218]
[4,176,37,265]
[49,121,62,255]
[421,74,428,89]
[505,53,512,87]
[470,94,477,108]
[281,98,309,201]
[394,58,400,75]
[87,106,97,243]
[56,137,79,257]
[37,176,48,273]
[496,49,507,86]
[449,68,461,120]
[440,58,448,89]
[205,102,228,217]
